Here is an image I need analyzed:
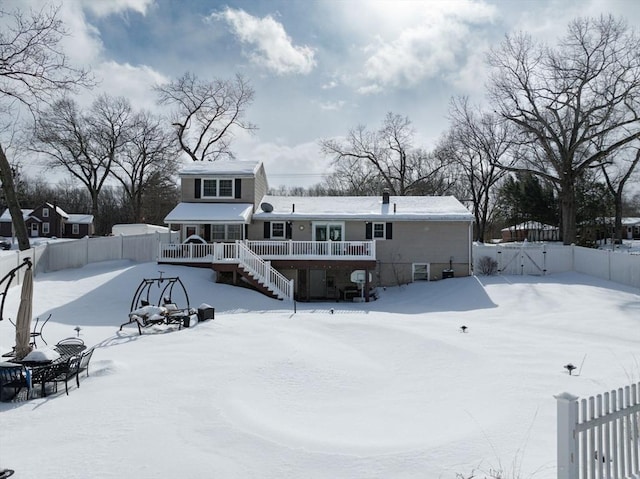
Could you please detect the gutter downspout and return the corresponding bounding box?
[469,221,473,276]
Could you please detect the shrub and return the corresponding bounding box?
[477,256,498,275]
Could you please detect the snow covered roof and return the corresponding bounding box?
[252,195,473,221]
[621,217,640,226]
[179,160,261,177]
[44,202,69,219]
[67,214,94,224]
[164,203,254,223]
[501,221,559,232]
[0,209,33,222]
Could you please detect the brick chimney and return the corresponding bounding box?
[382,190,390,204]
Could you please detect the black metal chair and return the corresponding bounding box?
[76,348,94,388]
[8,313,51,348]
[29,314,51,347]
[0,364,31,401]
[47,355,82,396]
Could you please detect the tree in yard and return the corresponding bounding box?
[320,112,452,196]
[155,72,256,162]
[496,172,559,234]
[32,94,132,233]
[111,110,179,223]
[0,5,92,250]
[575,170,614,246]
[442,97,513,242]
[487,15,640,244]
[599,145,640,242]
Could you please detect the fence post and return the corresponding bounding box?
[555,392,580,479]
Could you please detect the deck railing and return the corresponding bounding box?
[245,240,375,260]
[158,240,376,263]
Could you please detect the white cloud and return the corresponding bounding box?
[79,0,155,17]
[314,100,346,111]
[210,8,316,75]
[90,61,169,111]
[232,134,330,188]
[333,0,497,92]
[321,81,338,90]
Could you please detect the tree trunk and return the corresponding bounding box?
[613,194,623,242]
[560,182,577,245]
[0,145,30,250]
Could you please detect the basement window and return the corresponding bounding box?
[412,263,430,281]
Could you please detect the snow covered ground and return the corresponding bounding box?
[1,260,639,478]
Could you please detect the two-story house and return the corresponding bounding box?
[161,161,474,302]
[0,203,94,240]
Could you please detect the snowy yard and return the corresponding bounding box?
[1,260,639,478]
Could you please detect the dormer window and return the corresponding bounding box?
[202,179,234,198]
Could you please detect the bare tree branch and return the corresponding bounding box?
[155,72,256,162]
[0,5,93,250]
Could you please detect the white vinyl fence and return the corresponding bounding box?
[0,232,177,289]
[473,243,640,289]
[556,384,640,479]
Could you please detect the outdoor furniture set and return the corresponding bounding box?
[0,337,95,401]
[119,275,210,335]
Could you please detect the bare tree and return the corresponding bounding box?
[321,156,386,195]
[111,111,179,222]
[155,72,256,162]
[32,94,132,231]
[0,5,92,250]
[600,145,640,242]
[487,15,640,244]
[443,97,513,242]
[320,112,450,195]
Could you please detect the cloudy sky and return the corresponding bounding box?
[8,0,640,188]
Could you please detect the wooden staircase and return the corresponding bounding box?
[233,241,293,301]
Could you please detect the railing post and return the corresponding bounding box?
[555,392,580,479]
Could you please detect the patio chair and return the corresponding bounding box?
[76,348,94,388]
[30,314,51,347]
[8,313,51,348]
[0,364,31,401]
[46,355,81,396]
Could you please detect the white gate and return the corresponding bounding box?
[496,244,547,275]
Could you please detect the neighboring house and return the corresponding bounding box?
[0,203,94,239]
[500,221,560,243]
[620,217,640,239]
[162,161,474,301]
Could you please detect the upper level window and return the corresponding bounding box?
[202,179,234,198]
[42,208,49,218]
[373,223,386,239]
[218,179,233,197]
[203,180,217,197]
